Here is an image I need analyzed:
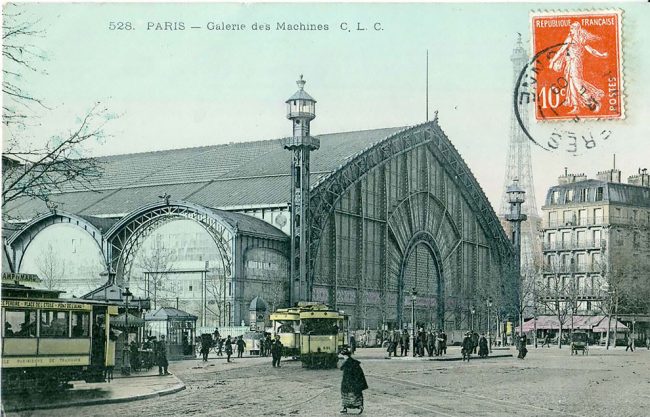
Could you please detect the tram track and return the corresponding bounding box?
[366,373,588,417]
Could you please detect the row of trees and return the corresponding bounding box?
[132,239,288,326]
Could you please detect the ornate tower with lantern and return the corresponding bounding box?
[283,75,320,304]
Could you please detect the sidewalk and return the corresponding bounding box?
[353,346,514,361]
[2,370,185,413]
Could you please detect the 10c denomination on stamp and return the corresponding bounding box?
[531,10,623,121]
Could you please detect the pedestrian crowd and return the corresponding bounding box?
[385,328,448,357]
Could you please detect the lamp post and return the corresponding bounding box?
[487,298,493,353]
[121,286,133,375]
[470,306,476,332]
[411,288,417,357]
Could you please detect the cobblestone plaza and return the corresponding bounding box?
[7,347,649,417]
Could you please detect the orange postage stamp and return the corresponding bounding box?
[531,10,623,121]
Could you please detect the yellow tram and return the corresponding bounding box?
[1,282,119,392]
[270,303,349,368]
[270,307,301,357]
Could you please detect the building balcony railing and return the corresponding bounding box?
[542,239,606,251]
[541,264,603,274]
[544,215,650,229]
[537,288,605,299]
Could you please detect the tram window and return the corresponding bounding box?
[3,310,37,337]
[303,319,338,335]
[71,312,90,337]
[40,310,70,338]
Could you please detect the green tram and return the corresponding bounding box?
[270,303,349,368]
[1,282,119,392]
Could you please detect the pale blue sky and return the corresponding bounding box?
[4,2,650,211]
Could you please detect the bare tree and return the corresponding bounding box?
[2,6,113,212]
[205,268,227,327]
[133,240,174,309]
[263,268,288,314]
[35,243,65,290]
[539,257,573,348]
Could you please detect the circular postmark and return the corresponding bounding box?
[513,42,614,156]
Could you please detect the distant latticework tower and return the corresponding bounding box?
[500,35,543,317]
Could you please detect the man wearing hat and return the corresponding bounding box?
[461,331,473,362]
[339,347,368,414]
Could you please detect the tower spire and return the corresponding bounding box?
[500,35,543,317]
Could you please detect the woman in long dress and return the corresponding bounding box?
[548,22,608,114]
[339,348,368,414]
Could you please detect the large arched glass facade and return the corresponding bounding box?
[311,123,513,332]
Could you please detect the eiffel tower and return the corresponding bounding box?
[500,35,543,317]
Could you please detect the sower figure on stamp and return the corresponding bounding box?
[339,348,368,414]
[549,22,608,114]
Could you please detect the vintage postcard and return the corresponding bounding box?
[2,2,649,416]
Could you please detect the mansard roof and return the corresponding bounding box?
[3,127,404,221]
[544,179,650,208]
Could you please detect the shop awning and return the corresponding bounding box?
[110,313,145,328]
[521,315,629,333]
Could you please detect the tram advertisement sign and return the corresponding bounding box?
[1,300,92,311]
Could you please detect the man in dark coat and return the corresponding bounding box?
[156,335,170,375]
[271,335,283,367]
[400,330,410,357]
[478,333,489,358]
[339,348,368,414]
[440,330,448,354]
[472,332,479,354]
[236,335,247,358]
[461,332,473,362]
[200,334,211,362]
[350,335,357,355]
[224,335,233,362]
[517,334,528,359]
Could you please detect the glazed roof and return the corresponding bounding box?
[543,179,650,208]
[145,307,198,320]
[3,127,405,221]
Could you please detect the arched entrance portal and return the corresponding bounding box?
[105,202,234,285]
[400,238,443,330]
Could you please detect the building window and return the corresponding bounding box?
[549,211,557,227]
[563,210,574,225]
[593,230,601,245]
[551,191,560,204]
[562,232,571,249]
[565,189,574,203]
[71,239,77,254]
[189,285,193,292]
[578,209,587,225]
[593,208,603,224]
[228,282,231,296]
[579,188,587,202]
[592,253,601,270]
[595,187,603,201]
